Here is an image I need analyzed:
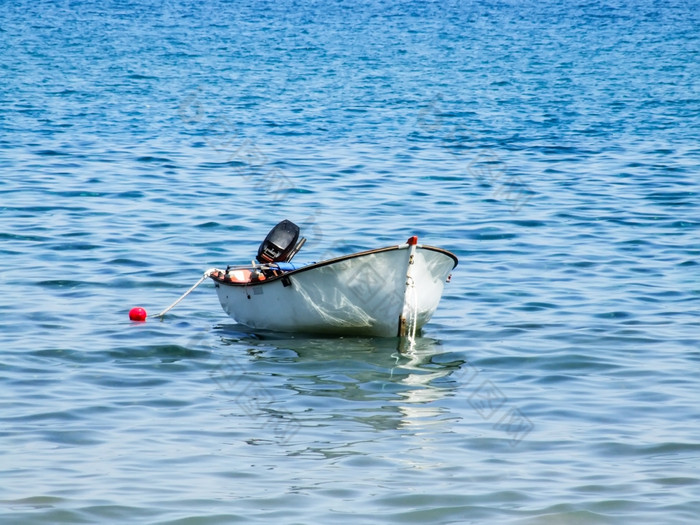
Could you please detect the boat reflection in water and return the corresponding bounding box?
[213,327,466,441]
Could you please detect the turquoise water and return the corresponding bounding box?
[2,0,699,523]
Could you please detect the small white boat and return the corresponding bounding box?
[208,220,458,337]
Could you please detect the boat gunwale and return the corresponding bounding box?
[211,244,458,287]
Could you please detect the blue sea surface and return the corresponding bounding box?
[2,0,699,523]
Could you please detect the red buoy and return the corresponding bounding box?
[129,307,147,322]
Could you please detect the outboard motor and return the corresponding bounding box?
[256,219,305,263]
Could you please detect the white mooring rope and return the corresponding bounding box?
[405,275,418,349]
[155,268,217,318]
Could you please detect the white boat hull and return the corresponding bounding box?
[212,242,457,337]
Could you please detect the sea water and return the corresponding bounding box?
[1,0,699,523]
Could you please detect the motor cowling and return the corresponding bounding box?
[256,219,301,263]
